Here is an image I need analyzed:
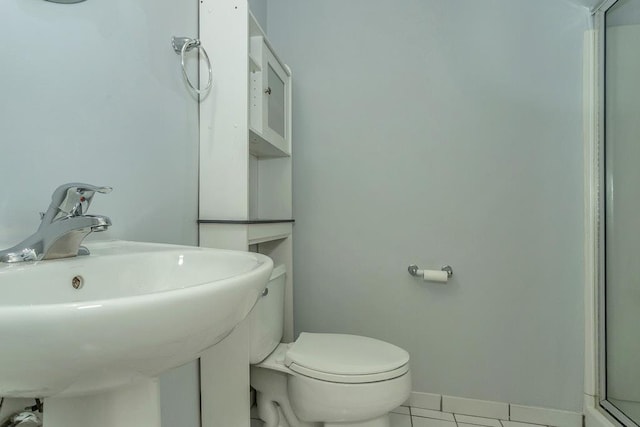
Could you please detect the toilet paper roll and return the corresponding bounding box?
[422,269,449,283]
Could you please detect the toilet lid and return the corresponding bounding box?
[284,333,410,383]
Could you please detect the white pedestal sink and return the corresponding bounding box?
[0,240,273,427]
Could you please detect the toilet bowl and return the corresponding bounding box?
[248,265,411,427]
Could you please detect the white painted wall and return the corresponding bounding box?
[0,1,200,426]
[267,0,588,412]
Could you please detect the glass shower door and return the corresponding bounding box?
[603,1,640,425]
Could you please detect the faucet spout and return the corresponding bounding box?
[41,215,112,260]
[0,183,112,263]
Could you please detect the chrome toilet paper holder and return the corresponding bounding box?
[408,264,453,278]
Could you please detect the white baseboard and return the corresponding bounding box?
[409,392,583,427]
[585,404,611,427]
[510,404,582,427]
[409,392,442,411]
[584,394,620,427]
[443,395,509,420]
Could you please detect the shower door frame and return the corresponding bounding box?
[592,1,640,426]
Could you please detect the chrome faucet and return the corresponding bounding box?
[0,183,112,263]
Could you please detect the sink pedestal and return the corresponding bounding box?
[43,379,161,427]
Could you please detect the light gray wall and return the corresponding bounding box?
[607,0,640,26]
[267,0,587,411]
[569,0,604,10]
[248,0,267,31]
[0,0,198,248]
[0,0,200,426]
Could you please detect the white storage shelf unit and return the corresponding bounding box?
[199,6,293,246]
[198,3,294,427]
[198,2,293,337]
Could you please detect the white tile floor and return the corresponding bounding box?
[390,407,551,427]
[250,405,553,427]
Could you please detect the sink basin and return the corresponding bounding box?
[0,240,273,397]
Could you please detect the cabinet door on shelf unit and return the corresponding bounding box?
[249,37,291,156]
[266,55,286,143]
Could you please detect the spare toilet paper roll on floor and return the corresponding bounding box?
[422,269,449,283]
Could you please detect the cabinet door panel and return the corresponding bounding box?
[267,63,286,139]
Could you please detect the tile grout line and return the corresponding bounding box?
[407,405,566,427]
[454,418,503,427]
[409,405,414,427]
[411,410,498,425]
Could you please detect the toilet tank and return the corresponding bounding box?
[248,264,286,364]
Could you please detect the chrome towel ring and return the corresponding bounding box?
[172,36,213,95]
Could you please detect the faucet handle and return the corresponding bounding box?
[43,183,112,223]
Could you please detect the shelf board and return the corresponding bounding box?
[248,222,292,244]
[249,127,290,158]
[198,219,294,224]
[199,220,293,245]
[248,12,289,77]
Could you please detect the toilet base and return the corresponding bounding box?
[250,344,410,427]
[257,412,389,427]
[325,414,390,427]
[252,368,393,427]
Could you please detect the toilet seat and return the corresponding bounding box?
[288,360,409,383]
[284,333,410,384]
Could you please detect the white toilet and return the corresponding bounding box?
[248,265,411,427]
